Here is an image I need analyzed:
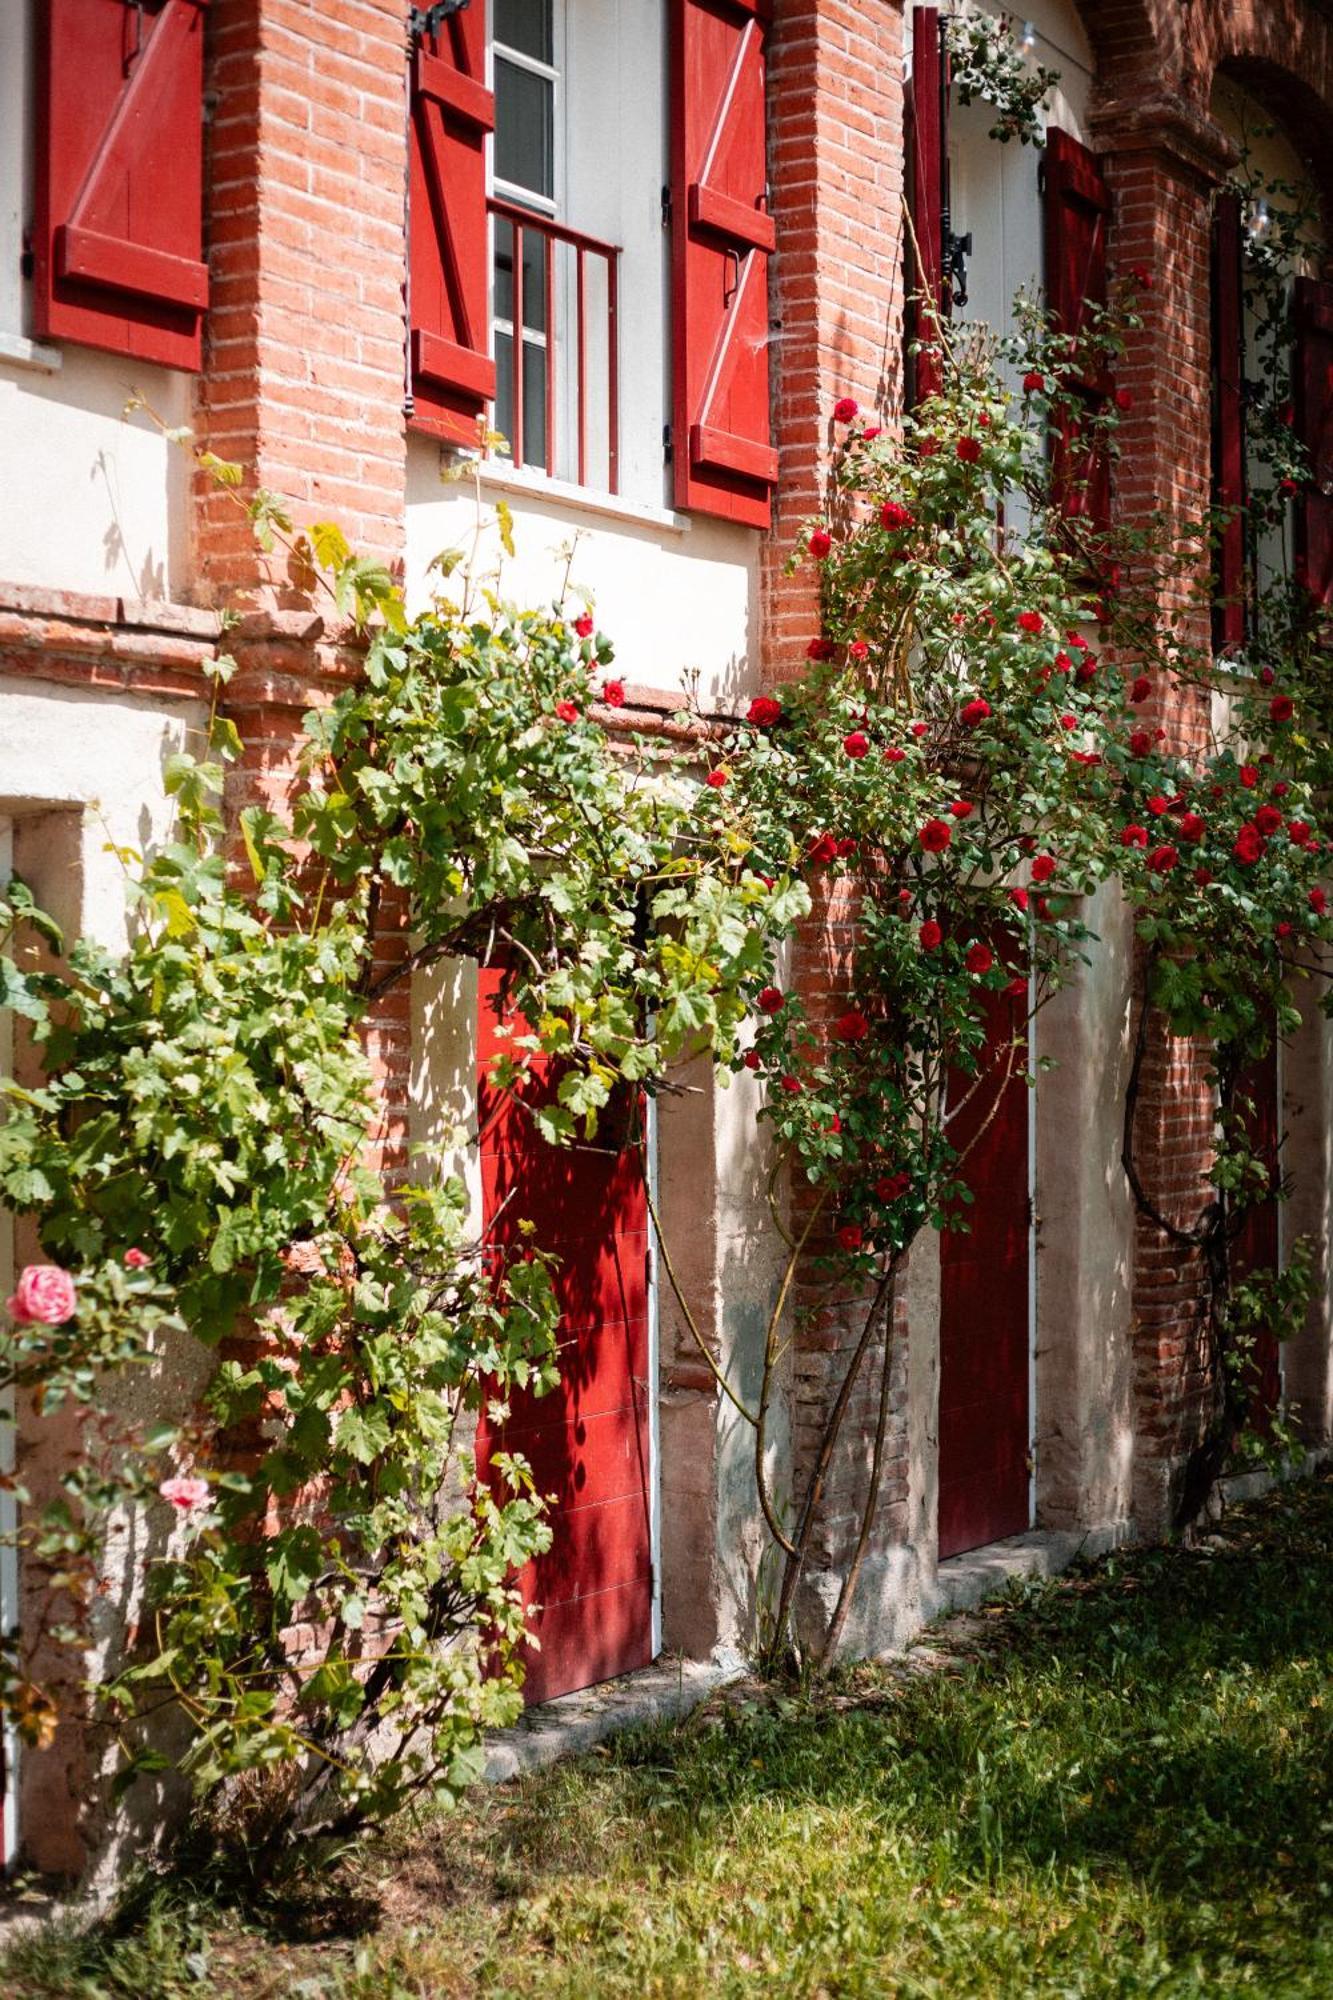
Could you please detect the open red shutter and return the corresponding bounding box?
[1293,275,1333,607]
[1211,192,1247,650]
[670,0,776,528]
[906,6,948,405]
[33,0,209,371]
[409,4,496,446]
[1043,128,1112,531]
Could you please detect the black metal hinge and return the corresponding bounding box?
[661,184,673,229]
[410,0,470,37]
[663,423,674,464]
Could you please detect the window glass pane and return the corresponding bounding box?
[494,219,546,336]
[495,0,552,65]
[492,331,548,471]
[494,57,554,202]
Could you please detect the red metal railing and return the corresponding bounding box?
[489,196,620,494]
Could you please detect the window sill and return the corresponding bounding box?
[0,331,62,375]
[457,455,691,537]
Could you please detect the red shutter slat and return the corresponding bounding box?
[1043,127,1112,532]
[33,0,210,371]
[1293,275,1333,606]
[907,6,948,404]
[1211,192,1247,651]
[409,6,496,447]
[670,0,776,528]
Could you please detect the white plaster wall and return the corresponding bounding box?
[0,679,204,949]
[405,444,761,706]
[0,355,191,603]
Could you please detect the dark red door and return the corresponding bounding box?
[475,970,655,1703]
[1233,1042,1282,1424]
[938,978,1031,1559]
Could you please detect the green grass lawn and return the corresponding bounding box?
[5,1472,1333,1998]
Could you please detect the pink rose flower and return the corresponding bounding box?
[123,1248,151,1270]
[6,1264,77,1325]
[159,1475,211,1514]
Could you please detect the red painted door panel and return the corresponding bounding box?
[938,978,1031,1559]
[1233,1042,1282,1424]
[476,970,654,1704]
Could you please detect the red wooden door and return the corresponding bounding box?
[1233,1042,1282,1424]
[938,979,1031,1559]
[475,971,655,1703]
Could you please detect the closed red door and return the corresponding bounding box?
[475,970,655,1704]
[1233,1041,1282,1424]
[938,978,1031,1559]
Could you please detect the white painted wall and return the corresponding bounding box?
[0,2,191,603]
[405,446,761,706]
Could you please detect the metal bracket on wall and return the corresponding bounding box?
[409,0,471,37]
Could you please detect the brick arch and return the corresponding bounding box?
[1065,0,1173,100]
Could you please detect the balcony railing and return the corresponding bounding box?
[490,196,620,495]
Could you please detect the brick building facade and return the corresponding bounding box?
[1,0,1332,1875]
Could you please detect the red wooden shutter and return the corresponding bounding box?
[1211,192,1248,650]
[1042,128,1112,531]
[1293,275,1333,607]
[906,6,948,405]
[670,0,777,528]
[409,4,496,446]
[33,0,209,371]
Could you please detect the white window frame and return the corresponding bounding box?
[0,3,60,373]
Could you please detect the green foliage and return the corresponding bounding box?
[943,6,1060,147]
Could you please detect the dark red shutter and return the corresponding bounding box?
[33,0,210,371]
[1042,128,1112,531]
[1211,192,1248,650]
[670,0,777,527]
[409,4,496,446]
[906,6,948,404]
[1293,275,1333,606]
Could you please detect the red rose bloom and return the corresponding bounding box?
[1131,675,1151,703]
[1146,794,1169,817]
[705,768,728,789]
[1076,659,1098,684]
[779,1075,803,1096]
[880,501,915,531]
[1129,730,1151,757]
[837,1223,864,1252]
[758,986,784,1014]
[1289,821,1312,846]
[1240,764,1259,788]
[1276,921,1294,940]
[919,818,953,853]
[555,700,580,722]
[807,637,836,662]
[1131,263,1153,290]
[1121,824,1149,848]
[849,641,870,662]
[1179,812,1206,843]
[884,746,905,763]
[1059,714,1077,732]
[743,1050,762,1071]
[828,1114,843,1134]
[843,731,870,759]
[956,436,983,463]
[1274,780,1290,795]
[1255,804,1283,836]
[950,800,973,819]
[747,695,783,727]
[1270,693,1295,723]
[808,833,839,865]
[960,697,992,727]
[862,426,882,441]
[1017,610,1044,635]
[1009,887,1030,911]
[809,528,832,559]
[1261,666,1277,686]
[965,942,994,976]
[875,1173,910,1203]
[919,919,943,952]
[1005,975,1028,998]
[836,837,858,856]
[1148,844,1178,873]
[1031,853,1056,883]
[1233,825,1265,866]
[573,612,595,639]
[1310,888,1328,916]
[834,1009,871,1043]
[1067,631,1089,649]
[1023,370,1046,394]
[911,721,929,738]
[1194,867,1214,886]
[833,396,859,423]
[1054,650,1072,673]
[1115,388,1134,412]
